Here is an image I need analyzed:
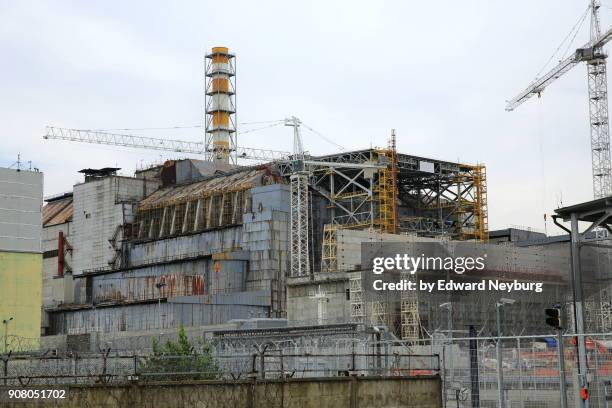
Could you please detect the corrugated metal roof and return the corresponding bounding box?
[43,198,73,226]
[138,167,273,210]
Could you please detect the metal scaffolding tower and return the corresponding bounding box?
[376,130,399,234]
[400,270,420,343]
[321,224,337,272]
[473,165,489,242]
[349,274,365,323]
[370,298,388,326]
[290,171,310,277]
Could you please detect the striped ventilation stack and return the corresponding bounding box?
[205,47,236,163]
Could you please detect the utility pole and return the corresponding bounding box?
[496,298,515,408]
[546,305,568,408]
[2,317,13,353]
[558,327,569,408]
[440,302,453,387]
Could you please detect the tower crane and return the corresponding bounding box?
[43,126,290,162]
[507,0,612,199]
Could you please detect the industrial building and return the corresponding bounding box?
[0,166,43,351]
[35,143,612,353]
[32,47,612,355]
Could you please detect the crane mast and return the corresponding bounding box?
[587,0,612,198]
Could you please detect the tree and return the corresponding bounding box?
[141,325,219,380]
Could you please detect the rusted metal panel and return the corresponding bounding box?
[93,274,206,303]
[43,198,73,226]
[138,168,268,210]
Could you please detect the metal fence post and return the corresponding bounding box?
[558,330,568,408]
[517,337,524,408]
[1,352,10,386]
[468,325,480,408]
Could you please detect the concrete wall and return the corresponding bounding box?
[0,168,43,350]
[0,252,42,350]
[287,275,351,325]
[48,297,269,335]
[243,184,290,315]
[72,176,159,275]
[0,168,43,253]
[1,376,442,408]
[129,227,242,264]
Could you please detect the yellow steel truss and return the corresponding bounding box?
[473,164,489,242]
[375,132,399,234]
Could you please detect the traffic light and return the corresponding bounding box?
[545,307,561,329]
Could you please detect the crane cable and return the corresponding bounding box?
[91,120,285,133]
[534,5,591,80]
[87,119,346,153]
[90,125,203,132]
[237,121,284,135]
[301,122,346,151]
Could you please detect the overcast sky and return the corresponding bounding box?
[1,0,609,234]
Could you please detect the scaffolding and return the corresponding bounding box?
[375,131,399,234]
[454,164,489,242]
[321,224,337,272]
[370,298,388,326]
[349,275,365,323]
[400,271,420,343]
[473,165,489,242]
[290,172,310,277]
[286,149,487,241]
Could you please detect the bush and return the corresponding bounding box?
[141,325,219,380]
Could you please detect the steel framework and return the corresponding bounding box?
[400,271,420,343]
[279,149,488,241]
[375,130,399,233]
[349,275,365,323]
[321,224,337,272]
[290,172,310,277]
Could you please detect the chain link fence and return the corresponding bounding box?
[412,332,612,408]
